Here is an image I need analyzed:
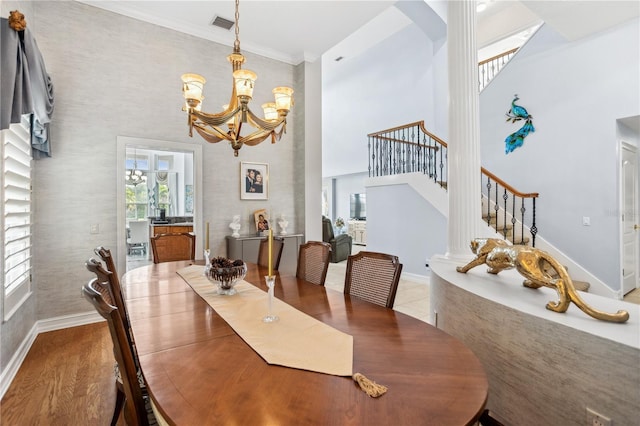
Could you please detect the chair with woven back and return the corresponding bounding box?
[86,256,142,426]
[150,232,196,264]
[82,278,165,426]
[296,241,332,286]
[344,251,403,308]
[257,237,284,272]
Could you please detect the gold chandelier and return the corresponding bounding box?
[181,0,294,157]
[125,148,147,186]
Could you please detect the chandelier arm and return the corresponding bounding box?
[271,124,285,142]
[246,109,285,131]
[192,105,241,127]
[193,123,228,144]
[240,131,273,147]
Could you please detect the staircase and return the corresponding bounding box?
[366,122,599,293]
[367,121,538,247]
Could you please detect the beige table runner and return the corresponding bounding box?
[177,265,353,377]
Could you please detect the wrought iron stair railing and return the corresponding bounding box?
[368,121,538,246]
[479,47,518,91]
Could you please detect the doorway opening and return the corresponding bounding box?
[116,137,203,273]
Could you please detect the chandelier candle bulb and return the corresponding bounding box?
[262,103,278,121]
[233,69,257,99]
[273,87,294,111]
[181,73,206,107]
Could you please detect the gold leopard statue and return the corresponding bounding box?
[456,238,629,323]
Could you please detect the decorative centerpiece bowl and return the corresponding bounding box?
[204,257,247,295]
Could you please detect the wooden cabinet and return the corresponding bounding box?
[226,234,304,276]
[150,224,193,236]
[348,220,366,245]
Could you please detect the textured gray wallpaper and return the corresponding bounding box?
[3,0,301,333]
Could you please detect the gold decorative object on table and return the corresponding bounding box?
[181,0,294,157]
[456,238,629,323]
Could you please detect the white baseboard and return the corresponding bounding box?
[37,310,104,333]
[0,323,38,399]
[0,311,104,399]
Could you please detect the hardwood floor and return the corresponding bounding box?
[0,322,123,426]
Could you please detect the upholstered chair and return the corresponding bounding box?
[321,216,352,263]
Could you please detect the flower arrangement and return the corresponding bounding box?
[335,217,345,229]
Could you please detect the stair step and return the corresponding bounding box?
[482,214,516,227]
[541,261,590,292]
[573,280,590,292]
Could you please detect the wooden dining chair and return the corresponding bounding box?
[94,246,118,277]
[82,279,164,426]
[86,256,143,426]
[344,251,403,308]
[296,241,332,285]
[86,255,129,331]
[257,237,284,272]
[150,232,196,263]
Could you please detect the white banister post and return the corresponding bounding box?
[446,0,482,259]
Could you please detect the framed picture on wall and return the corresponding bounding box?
[253,208,270,233]
[241,162,269,200]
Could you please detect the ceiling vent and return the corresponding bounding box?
[210,15,235,31]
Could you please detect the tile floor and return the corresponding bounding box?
[624,287,640,304]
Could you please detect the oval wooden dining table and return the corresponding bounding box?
[122,261,488,425]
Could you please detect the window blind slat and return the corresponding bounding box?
[2,115,33,317]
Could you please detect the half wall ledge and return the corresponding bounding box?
[429,255,639,426]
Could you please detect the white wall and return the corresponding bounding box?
[322,23,438,178]
[479,19,640,291]
[323,13,639,291]
[367,183,447,275]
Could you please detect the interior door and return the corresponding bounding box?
[621,142,638,295]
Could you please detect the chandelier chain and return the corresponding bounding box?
[234,0,240,52]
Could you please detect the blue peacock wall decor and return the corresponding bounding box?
[504,94,535,154]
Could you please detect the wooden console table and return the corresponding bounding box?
[226,234,303,276]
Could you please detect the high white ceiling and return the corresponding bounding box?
[77,0,639,65]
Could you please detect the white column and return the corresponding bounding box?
[304,59,323,242]
[446,0,481,258]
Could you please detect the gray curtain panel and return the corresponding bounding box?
[1,17,54,158]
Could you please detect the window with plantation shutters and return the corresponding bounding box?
[2,114,32,319]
